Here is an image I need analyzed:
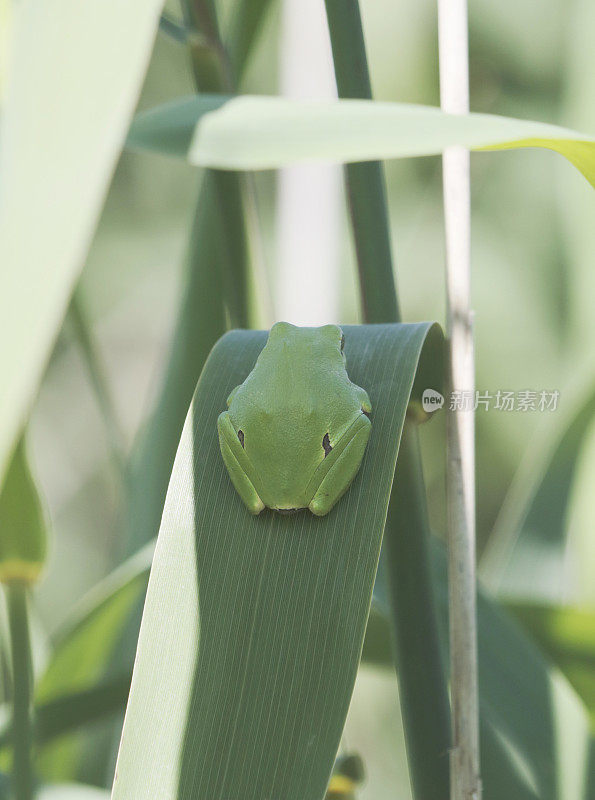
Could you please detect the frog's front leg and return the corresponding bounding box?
[308,414,372,516]
[217,412,265,515]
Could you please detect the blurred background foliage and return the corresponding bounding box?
[15,0,595,797]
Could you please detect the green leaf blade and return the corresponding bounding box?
[0,0,164,487]
[127,96,595,189]
[112,322,443,800]
[481,382,595,600]
[507,602,595,726]
[367,540,593,800]
[31,543,153,782]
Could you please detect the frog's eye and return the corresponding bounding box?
[340,334,345,353]
[322,433,332,457]
[237,429,245,448]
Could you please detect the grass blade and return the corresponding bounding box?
[125,0,273,555]
[128,95,595,185]
[125,177,228,555]
[0,0,163,486]
[112,322,442,800]
[366,541,593,798]
[31,544,153,782]
[323,0,399,325]
[0,675,132,752]
[481,381,595,599]
[383,429,451,798]
[37,544,153,704]
[431,542,591,800]
[507,602,595,726]
[226,0,274,85]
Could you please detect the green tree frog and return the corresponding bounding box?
[217,322,372,516]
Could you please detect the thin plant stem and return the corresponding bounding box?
[7,583,34,800]
[437,0,481,797]
[187,0,234,92]
[322,0,398,325]
[185,0,267,332]
[187,0,270,330]
[323,2,451,798]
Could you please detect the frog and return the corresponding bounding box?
[217,322,372,516]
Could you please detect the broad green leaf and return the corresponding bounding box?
[127,96,595,184]
[0,0,164,487]
[480,381,595,599]
[0,439,46,584]
[112,322,443,800]
[507,602,595,726]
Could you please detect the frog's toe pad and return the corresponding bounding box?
[309,495,332,516]
[245,495,265,515]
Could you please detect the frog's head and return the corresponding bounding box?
[267,321,346,364]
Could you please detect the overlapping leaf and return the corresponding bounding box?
[128,95,595,185]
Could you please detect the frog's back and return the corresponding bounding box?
[223,322,371,511]
[235,322,357,416]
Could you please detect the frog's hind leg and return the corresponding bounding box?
[217,412,265,515]
[308,414,371,517]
